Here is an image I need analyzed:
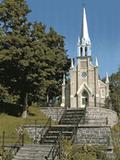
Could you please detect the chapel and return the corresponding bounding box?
[61,8,109,108]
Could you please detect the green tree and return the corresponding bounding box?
[30,23,70,105]
[44,27,70,104]
[112,120,120,160]
[0,0,33,117]
[0,0,70,117]
[109,68,120,115]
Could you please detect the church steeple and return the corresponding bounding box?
[78,8,91,57]
[77,36,81,57]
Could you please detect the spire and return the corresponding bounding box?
[95,57,99,67]
[77,37,81,57]
[80,8,91,57]
[80,8,91,45]
[106,72,109,83]
[70,58,74,69]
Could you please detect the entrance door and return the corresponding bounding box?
[81,90,88,108]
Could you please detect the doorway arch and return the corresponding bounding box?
[81,90,89,108]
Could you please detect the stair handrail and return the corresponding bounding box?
[37,116,52,143]
[58,106,67,124]
[71,116,79,143]
[72,108,86,143]
[3,130,24,160]
[45,141,58,160]
[45,131,62,160]
[4,143,20,160]
[71,126,77,143]
[83,106,87,124]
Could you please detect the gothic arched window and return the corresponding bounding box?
[81,47,83,54]
[85,47,87,56]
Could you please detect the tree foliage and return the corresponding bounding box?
[0,0,70,115]
[112,119,120,160]
[109,68,120,115]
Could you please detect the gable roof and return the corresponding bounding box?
[76,83,92,95]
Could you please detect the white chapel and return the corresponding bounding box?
[61,8,109,108]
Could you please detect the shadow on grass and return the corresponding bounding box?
[27,112,36,116]
[0,101,23,117]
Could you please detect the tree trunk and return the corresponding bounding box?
[22,92,28,118]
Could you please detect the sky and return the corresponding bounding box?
[27,0,120,78]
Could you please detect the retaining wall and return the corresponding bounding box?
[85,107,118,127]
[40,107,64,121]
[76,125,113,147]
[40,107,118,127]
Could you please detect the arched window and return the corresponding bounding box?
[81,47,83,55]
[85,47,87,56]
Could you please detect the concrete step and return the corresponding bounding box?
[60,120,80,122]
[48,130,73,134]
[65,111,84,114]
[43,136,72,144]
[13,144,52,160]
[60,116,83,120]
[48,126,74,131]
[62,114,83,119]
[59,121,80,125]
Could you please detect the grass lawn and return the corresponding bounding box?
[0,106,48,145]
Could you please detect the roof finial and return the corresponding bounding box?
[95,57,99,67]
[70,58,74,69]
[106,72,109,83]
[77,37,81,57]
[63,74,66,85]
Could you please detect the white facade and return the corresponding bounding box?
[61,8,109,108]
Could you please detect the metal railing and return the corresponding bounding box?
[45,132,62,160]
[58,106,67,124]
[36,117,52,144]
[0,131,24,160]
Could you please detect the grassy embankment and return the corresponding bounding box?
[0,106,49,144]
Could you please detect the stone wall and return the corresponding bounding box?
[76,125,113,147]
[24,125,43,141]
[24,125,113,148]
[85,107,118,127]
[40,107,64,121]
[40,107,118,127]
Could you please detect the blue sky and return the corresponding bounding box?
[27,0,120,78]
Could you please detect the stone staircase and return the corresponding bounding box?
[12,108,115,159]
[40,108,85,144]
[12,144,52,160]
[12,108,85,160]
[59,108,85,125]
[40,125,75,144]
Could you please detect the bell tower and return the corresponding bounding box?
[78,8,91,57]
[76,8,93,108]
